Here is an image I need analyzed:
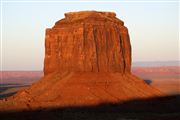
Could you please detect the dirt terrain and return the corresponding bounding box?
[1,66,179,99]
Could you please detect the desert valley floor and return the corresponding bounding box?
[0,66,179,120]
[1,66,179,99]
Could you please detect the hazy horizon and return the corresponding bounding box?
[0,1,179,70]
[0,61,179,71]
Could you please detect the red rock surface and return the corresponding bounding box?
[0,11,162,111]
[44,11,131,75]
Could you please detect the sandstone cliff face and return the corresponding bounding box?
[0,11,162,111]
[44,11,131,75]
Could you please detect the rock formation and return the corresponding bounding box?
[0,11,162,111]
[44,11,131,75]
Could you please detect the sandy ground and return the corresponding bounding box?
[0,67,179,120]
[0,66,179,99]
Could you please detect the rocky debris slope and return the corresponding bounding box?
[0,11,162,111]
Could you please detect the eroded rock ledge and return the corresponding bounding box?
[44,11,131,75]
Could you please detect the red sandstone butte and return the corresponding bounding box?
[44,11,131,75]
[0,11,162,111]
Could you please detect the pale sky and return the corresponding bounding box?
[0,1,179,70]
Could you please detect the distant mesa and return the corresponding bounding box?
[0,11,162,111]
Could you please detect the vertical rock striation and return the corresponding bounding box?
[44,11,131,75]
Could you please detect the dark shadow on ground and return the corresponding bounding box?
[144,79,153,85]
[0,92,17,99]
[0,83,21,86]
[0,84,29,93]
[0,84,29,99]
[0,95,180,120]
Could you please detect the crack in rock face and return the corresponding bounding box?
[44,11,131,75]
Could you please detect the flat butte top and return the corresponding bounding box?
[53,11,124,28]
